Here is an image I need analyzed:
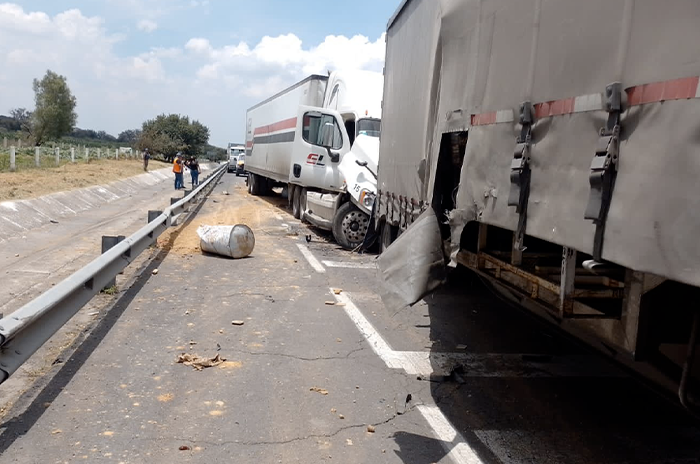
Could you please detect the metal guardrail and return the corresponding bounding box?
[0,163,228,384]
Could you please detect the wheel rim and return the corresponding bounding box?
[340,209,370,245]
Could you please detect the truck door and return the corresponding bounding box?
[290,106,350,192]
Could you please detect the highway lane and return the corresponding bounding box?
[0,173,698,463]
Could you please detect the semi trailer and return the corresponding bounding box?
[244,71,383,249]
[376,0,700,412]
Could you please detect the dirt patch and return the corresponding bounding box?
[162,184,266,256]
[0,159,171,201]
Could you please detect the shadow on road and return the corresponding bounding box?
[414,266,700,463]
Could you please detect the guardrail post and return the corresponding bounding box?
[101,236,126,289]
[9,146,16,172]
[70,147,75,163]
[85,147,89,162]
[97,148,101,159]
[35,146,40,167]
[55,147,60,166]
[148,210,162,223]
[115,148,119,160]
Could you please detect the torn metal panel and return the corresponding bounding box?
[382,0,700,287]
[377,208,446,307]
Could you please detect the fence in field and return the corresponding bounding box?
[0,136,143,173]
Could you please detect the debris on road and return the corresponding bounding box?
[332,288,343,295]
[176,353,226,371]
[456,344,468,350]
[152,269,159,275]
[338,414,345,419]
[310,387,329,395]
[346,439,354,446]
[231,320,245,326]
[197,224,255,259]
[325,301,336,305]
[367,425,376,433]
[222,191,229,195]
[179,445,191,451]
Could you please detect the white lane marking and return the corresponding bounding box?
[332,290,403,369]
[296,244,326,273]
[418,405,484,464]
[322,260,375,270]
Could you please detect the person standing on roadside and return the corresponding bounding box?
[173,152,184,189]
[143,148,150,171]
[186,156,200,187]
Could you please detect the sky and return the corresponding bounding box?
[0,1,399,147]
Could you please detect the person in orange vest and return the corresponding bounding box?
[173,152,184,189]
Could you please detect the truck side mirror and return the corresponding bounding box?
[321,122,335,148]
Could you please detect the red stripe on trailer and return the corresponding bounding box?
[534,97,575,119]
[254,117,297,136]
[246,141,253,148]
[626,76,700,107]
[471,112,497,126]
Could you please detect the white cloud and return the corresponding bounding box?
[0,3,386,146]
[137,19,158,33]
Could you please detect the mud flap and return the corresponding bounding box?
[377,208,446,307]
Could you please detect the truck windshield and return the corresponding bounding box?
[357,118,381,138]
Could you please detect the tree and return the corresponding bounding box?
[9,108,33,135]
[117,129,142,144]
[137,114,210,161]
[32,70,77,145]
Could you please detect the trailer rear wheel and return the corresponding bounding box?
[333,202,369,250]
[380,221,398,253]
[248,173,260,195]
[292,186,302,219]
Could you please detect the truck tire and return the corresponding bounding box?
[299,188,308,223]
[292,186,302,219]
[380,221,398,253]
[248,173,259,195]
[332,202,370,250]
[288,184,296,208]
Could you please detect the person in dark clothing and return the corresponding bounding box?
[186,157,200,186]
[143,148,150,171]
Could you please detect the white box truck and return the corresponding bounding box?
[245,71,382,249]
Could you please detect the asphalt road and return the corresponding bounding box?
[0,173,698,463]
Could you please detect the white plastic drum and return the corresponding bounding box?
[197,224,255,259]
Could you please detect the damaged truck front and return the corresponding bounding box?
[376,0,700,412]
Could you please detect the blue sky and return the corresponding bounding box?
[0,1,398,146]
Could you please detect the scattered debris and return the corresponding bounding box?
[185,310,190,315]
[346,439,354,446]
[324,301,336,306]
[152,269,159,275]
[310,387,329,395]
[330,408,337,413]
[305,234,312,243]
[231,320,245,326]
[336,338,342,343]
[405,393,412,405]
[14,253,19,257]
[222,191,229,195]
[332,288,343,295]
[176,353,226,371]
[216,343,221,351]
[88,311,99,316]
[51,357,63,366]
[367,425,376,433]
[265,295,275,303]
[49,219,59,224]
[179,445,191,451]
[189,340,197,345]
[338,414,345,420]
[51,429,62,435]
[219,329,224,334]
[456,344,468,350]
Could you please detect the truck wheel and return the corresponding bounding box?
[332,202,370,250]
[288,184,296,208]
[292,186,302,219]
[380,221,398,253]
[248,173,259,195]
[299,188,308,223]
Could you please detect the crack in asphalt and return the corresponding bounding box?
[171,407,419,448]
[226,346,368,362]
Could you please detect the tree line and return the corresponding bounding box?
[5,69,221,160]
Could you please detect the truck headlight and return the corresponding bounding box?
[359,189,376,209]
